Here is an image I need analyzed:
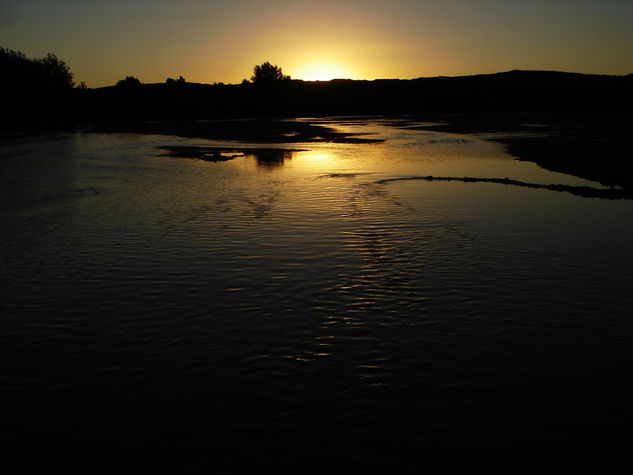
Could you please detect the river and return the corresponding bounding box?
[1,118,632,472]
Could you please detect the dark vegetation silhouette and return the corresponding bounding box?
[3,49,630,122]
[116,75,142,88]
[1,47,74,90]
[2,47,632,189]
[1,47,75,126]
[165,76,186,85]
[250,61,291,84]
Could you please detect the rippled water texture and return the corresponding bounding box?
[2,119,633,472]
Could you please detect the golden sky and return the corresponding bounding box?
[1,0,632,87]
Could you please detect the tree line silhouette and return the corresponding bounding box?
[2,47,77,126]
[1,47,74,91]
[3,47,632,124]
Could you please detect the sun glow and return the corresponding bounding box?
[293,62,354,81]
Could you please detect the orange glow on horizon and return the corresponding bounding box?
[292,62,356,81]
[4,2,632,87]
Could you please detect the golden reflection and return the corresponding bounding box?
[295,150,338,171]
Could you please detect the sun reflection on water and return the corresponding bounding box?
[294,149,340,172]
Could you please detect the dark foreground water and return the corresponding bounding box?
[1,119,633,472]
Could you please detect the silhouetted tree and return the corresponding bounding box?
[38,53,74,89]
[0,47,30,87]
[116,76,142,87]
[166,76,186,86]
[251,62,290,84]
[1,46,76,126]
[0,47,74,90]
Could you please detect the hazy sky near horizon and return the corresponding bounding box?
[1,0,632,87]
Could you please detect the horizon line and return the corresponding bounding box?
[90,68,633,89]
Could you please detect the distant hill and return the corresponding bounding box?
[73,70,633,122]
[3,66,632,127]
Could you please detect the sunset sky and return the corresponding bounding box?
[1,0,632,87]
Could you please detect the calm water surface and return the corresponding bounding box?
[1,119,632,471]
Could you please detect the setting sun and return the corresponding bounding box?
[293,62,354,81]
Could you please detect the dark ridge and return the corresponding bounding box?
[74,70,632,120]
[374,175,632,200]
[4,62,633,131]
